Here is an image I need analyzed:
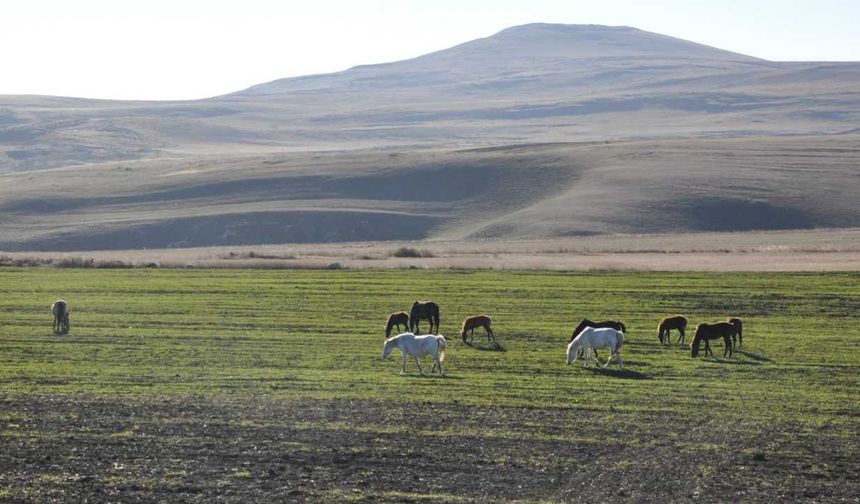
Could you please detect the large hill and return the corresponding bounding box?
[1,23,859,251]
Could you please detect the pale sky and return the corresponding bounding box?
[2,0,858,101]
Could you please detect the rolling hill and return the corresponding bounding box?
[0,23,859,251]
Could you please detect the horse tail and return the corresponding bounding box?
[616,330,625,352]
[437,336,447,362]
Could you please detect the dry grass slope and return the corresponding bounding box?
[1,136,858,251]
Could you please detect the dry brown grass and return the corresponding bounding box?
[2,136,860,253]
[3,228,860,271]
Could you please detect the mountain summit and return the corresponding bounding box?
[417,23,764,62]
[238,23,765,96]
[1,23,858,174]
[1,23,859,249]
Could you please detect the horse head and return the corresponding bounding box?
[566,339,581,365]
[382,338,395,359]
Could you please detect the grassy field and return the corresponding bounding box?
[1,268,858,502]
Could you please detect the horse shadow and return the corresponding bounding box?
[707,357,761,366]
[407,373,463,380]
[585,367,651,380]
[737,350,773,362]
[462,341,506,352]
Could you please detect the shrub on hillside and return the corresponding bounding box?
[391,247,435,258]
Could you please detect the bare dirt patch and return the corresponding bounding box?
[0,396,856,503]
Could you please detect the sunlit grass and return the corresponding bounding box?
[0,268,858,429]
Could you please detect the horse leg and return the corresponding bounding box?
[415,357,425,375]
[678,328,685,345]
[401,355,408,374]
[705,339,713,357]
[432,356,443,374]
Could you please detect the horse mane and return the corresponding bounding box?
[690,325,704,347]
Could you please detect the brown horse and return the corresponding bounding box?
[657,315,687,345]
[727,317,743,349]
[385,312,410,338]
[51,299,70,334]
[461,315,495,344]
[409,300,440,334]
[690,322,734,358]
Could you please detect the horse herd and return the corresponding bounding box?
[44,298,743,376]
[383,301,745,375]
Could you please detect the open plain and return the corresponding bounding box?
[1,268,858,502]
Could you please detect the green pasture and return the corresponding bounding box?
[1,268,858,427]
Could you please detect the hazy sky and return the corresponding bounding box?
[2,0,858,100]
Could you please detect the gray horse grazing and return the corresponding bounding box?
[51,299,70,333]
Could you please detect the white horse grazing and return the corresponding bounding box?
[51,299,70,333]
[382,333,447,375]
[567,327,624,368]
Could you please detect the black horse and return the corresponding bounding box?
[690,322,734,358]
[409,301,440,334]
[727,317,743,349]
[569,319,626,359]
[569,319,626,342]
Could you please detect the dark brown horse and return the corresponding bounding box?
[461,315,495,344]
[727,317,743,348]
[569,319,626,342]
[569,319,625,359]
[409,300,440,334]
[657,315,687,345]
[51,299,70,334]
[385,311,410,338]
[690,322,734,358]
